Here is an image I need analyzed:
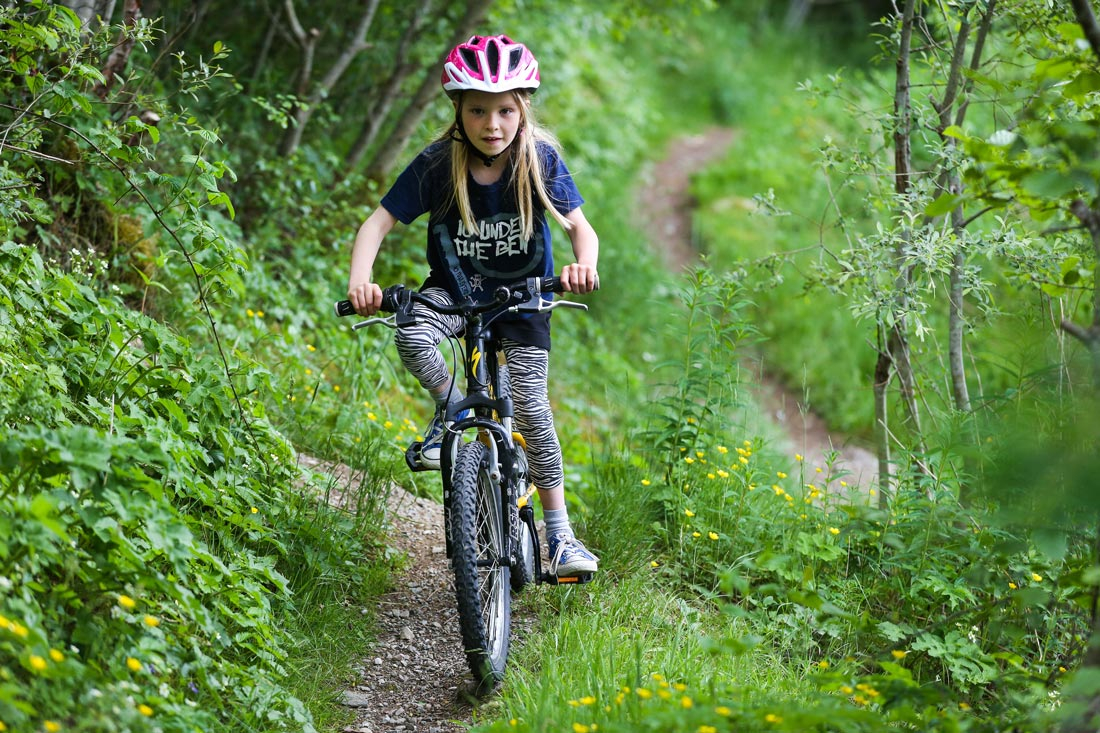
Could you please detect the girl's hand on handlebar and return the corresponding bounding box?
[560,263,599,294]
[347,281,384,316]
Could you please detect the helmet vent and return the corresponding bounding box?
[508,47,523,72]
[460,47,479,71]
[486,40,500,75]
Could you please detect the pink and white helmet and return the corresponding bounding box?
[441,35,540,94]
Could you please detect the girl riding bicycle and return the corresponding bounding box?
[346,34,599,577]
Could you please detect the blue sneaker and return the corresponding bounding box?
[419,408,469,469]
[547,533,599,577]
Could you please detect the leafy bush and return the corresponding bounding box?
[0,240,390,732]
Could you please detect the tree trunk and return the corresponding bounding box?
[364,0,495,182]
[873,0,921,496]
[278,0,382,158]
[1063,200,1100,386]
[245,3,282,96]
[93,0,141,100]
[873,326,893,506]
[1059,10,1100,731]
[339,0,435,180]
[784,0,813,30]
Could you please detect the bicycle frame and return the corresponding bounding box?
[335,276,592,583]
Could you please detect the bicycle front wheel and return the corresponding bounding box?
[449,440,511,691]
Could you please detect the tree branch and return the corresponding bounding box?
[1071,0,1100,62]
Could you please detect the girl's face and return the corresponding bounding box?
[459,90,525,161]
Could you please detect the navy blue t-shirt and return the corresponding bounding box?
[380,140,584,349]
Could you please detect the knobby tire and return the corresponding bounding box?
[450,440,511,692]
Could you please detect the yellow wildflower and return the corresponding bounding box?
[1009,582,1018,589]
[1031,573,1043,582]
[829,527,840,535]
[692,531,701,538]
[680,696,694,709]
[138,704,154,717]
[635,688,652,699]
[818,660,830,669]
[127,657,142,672]
[765,713,783,723]
[708,532,719,541]
[143,615,160,628]
[777,471,787,479]
[118,595,137,610]
[29,655,48,672]
[715,706,732,716]
[49,649,64,663]
[891,650,907,659]
[699,727,718,733]
[44,722,60,733]
[685,509,695,517]
[795,453,803,462]
[641,479,651,486]
[717,469,729,478]
[717,446,728,454]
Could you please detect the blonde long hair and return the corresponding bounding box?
[443,90,573,242]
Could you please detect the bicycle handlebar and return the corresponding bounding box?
[333,276,577,322]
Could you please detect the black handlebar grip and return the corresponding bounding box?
[334,300,356,317]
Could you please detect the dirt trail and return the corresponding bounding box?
[637,127,878,488]
[302,455,473,733]
[328,127,876,733]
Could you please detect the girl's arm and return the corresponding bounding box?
[347,206,398,315]
[559,206,600,294]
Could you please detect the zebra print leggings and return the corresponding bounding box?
[394,287,564,489]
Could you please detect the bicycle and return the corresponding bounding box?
[334,276,593,693]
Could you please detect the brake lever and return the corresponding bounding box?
[511,298,588,314]
[351,314,399,330]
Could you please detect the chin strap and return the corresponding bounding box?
[451,119,518,167]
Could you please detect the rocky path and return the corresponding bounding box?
[300,456,473,733]
[325,126,877,733]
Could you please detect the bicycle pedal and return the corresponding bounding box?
[541,573,594,585]
[404,442,434,472]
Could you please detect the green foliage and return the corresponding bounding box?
[0,242,390,731]
[6,2,1100,732]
